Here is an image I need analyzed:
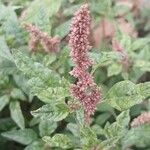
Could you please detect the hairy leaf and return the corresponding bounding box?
[1,129,38,145]
[122,124,150,148]
[105,81,144,111]
[0,95,9,112]
[39,120,57,137]
[9,101,25,129]
[31,103,69,122]
[0,37,13,61]
[43,134,73,149]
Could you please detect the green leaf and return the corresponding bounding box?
[0,74,9,89]
[31,103,69,122]
[28,78,69,103]
[0,59,17,75]
[39,120,57,137]
[131,38,150,51]
[12,49,60,87]
[67,123,80,137]
[9,101,25,129]
[76,108,84,126]
[105,81,144,111]
[10,88,26,101]
[1,129,38,145]
[0,5,21,38]
[43,134,73,149]
[122,124,150,148]
[104,110,130,138]
[117,34,132,52]
[21,0,62,33]
[97,102,115,114]
[134,60,150,72]
[55,20,71,37]
[48,0,63,18]
[90,52,120,74]
[91,125,104,136]
[107,63,122,77]
[95,113,111,125]
[25,140,44,150]
[63,4,81,17]
[0,118,15,131]
[100,137,119,150]
[0,95,9,112]
[0,36,13,61]
[80,126,98,149]
[137,82,150,99]
[42,54,56,66]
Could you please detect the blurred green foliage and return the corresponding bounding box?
[0,0,150,149]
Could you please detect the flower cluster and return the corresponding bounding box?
[131,112,150,127]
[69,4,101,123]
[24,24,60,53]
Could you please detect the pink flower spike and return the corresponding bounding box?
[69,4,101,123]
[24,24,60,53]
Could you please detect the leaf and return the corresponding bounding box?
[12,49,60,87]
[134,60,150,72]
[48,0,62,18]
[42,54,56,66]
[95,113,111,125]
[122,124,150,148]
[67,123,80,137]
[21,0,62,33]
[137,82,150,98]
[107,63,122,77]
[116,30,132,51]
[25,140,44,150]
[0,95,9,112]
[39,120,57,137]
[43,134,73,149]
[63,4,81,17]
[76,108,84,126]
[91,125,104,136]
[1,129,38,145]
[28,78,69,103]
[104,110,130,138]
[9,101,25,129]
[90,52,121,74]
[0,59,17,75]
[10,88,26,101]
[13,74,31,98]
[55,20,71,37]
[0,36,13,61]
[0,74,9,89]
[100,137,119,150]
[104,81,144,111]
[97,102,115,114]
[131,38,150,51]
[31,103,69,122]
[80,126,98,149]
[0,5,21,38]
[0,118,15,131]
[91,0,112,16]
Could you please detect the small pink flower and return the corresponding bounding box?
[131,112,150,127]
[69,4,101,123]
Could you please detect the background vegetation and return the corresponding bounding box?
[0,0,150,149]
